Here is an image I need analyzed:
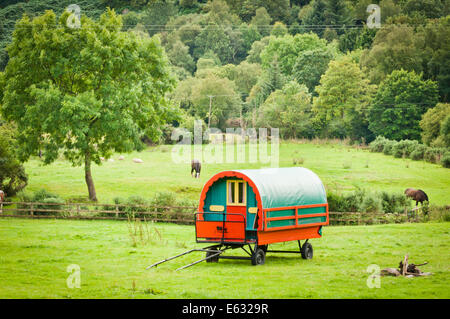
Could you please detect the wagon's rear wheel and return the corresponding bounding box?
[251,248,266,265]
[206,248,219,263]
[301,242,313,260]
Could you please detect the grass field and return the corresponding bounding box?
[0,218,448,298]
[20,141,450,205]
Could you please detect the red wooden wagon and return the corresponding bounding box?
[147,167,329,270]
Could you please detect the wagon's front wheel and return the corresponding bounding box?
[301,242,313,259]
[251,248,266,265]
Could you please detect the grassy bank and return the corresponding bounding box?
[0,218,448,298]
[20,142,450,205]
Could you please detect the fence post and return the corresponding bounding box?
[76,204,80,216]
[0,201,2,215]
[30,203,34,217]
[115,204,119,219]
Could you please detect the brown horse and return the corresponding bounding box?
[0,190,5,202]
[404,188,429,207]
[191,159,201,178]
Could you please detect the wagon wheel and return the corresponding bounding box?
[251,248,266,266]
[206,248,219,263]
[301,242,313,260]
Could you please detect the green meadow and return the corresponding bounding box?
[0,218,448,298]
[20,142,450,205]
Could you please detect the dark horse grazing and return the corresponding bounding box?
[191,159,201,178]
[404,188,429,207]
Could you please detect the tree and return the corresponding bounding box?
[257,81,315,139]
[245,36,270,64]
[247,57,287,110]
[312,57,375,140]
[301,0,327,37]
[421,16,450,102]
[292,48,333,93]
[250,7,272,36]
[440,115,450,148]
[270,21,288,37]
[360,25,424,84]
[323,0,353,34]
[0,121,28,197]
[403,0,448,19]
[368,70,439,141]
[0,10,175,201]
[141,0,178,36]
[217,61,263,97]
[172,73,241,130]
[190,74,241,130]
[166,39,196,74]
[260,32,328,75]
[419,103,450,146]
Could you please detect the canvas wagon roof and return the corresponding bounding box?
[232,167,327,209]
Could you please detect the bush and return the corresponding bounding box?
[369,136,389,153]
[382,140,397,155]
[359,194,383,213]
[424,147,446,164]
[441,151,450,168]
[392,140,419,158]
[17,189,65,215]
[410,144,428,161]
[381,192,410,214]
[124,196,150,218]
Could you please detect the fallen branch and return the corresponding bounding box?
[381,255,432,277]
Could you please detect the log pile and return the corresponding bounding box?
[380,254,432,277]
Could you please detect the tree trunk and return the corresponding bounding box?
[84,152,97,202]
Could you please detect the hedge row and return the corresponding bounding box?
[327,188,411,214]
[369,136,450,168]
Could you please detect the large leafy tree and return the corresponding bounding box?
[292,48,334,93]
[0,9,175,201]
[172,73,241,130]
[360,25,424,84]
[257,81,315,139]
[419,103,450,146]
[0,121,28,197]
[368,70,439,141]
[421,16,450,102]
[260,32,328,76]
[312,56,375,140]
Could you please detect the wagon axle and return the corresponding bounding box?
[146,240,313,271]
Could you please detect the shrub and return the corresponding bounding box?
[326,192,348,212]
[369,136,389,152]
[151,192,177,210]
[359,193,383,213]
[382,140,397,155]
[424,147,446,163]
[392,140,419,158]
[17,189,66,215]
[124,196,150,218]
[410,144,428,161]
[381,192,410,214]
[441,151,450,168]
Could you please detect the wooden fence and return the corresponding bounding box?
[0,201,418,225]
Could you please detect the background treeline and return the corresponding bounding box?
[0,0,449,149]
